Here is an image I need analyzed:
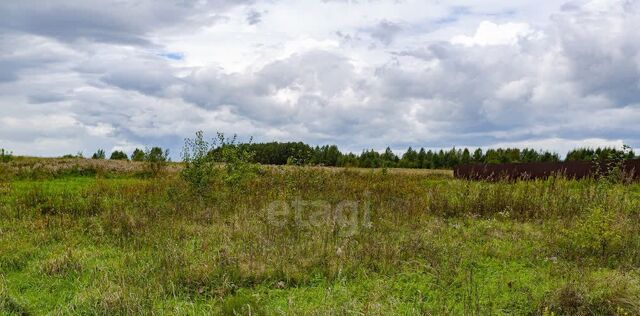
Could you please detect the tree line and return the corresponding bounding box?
[239,143,562,169]
[70,141,636,170]
[65,147,169,164]
[217,142,636,169]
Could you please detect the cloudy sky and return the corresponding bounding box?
[1,0,639,158]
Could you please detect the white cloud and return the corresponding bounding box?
[450,21,541,46]
[0,0,639,158]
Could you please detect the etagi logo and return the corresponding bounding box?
[264,191,372,236]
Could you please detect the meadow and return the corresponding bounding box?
[1,157,640,315]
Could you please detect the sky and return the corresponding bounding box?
[1,0,639,158]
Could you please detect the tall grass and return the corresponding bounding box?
[1,166,640,314]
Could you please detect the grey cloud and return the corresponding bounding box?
[246,10,263,25]
[365,20,403,46]
[0,34,80,82]
[1,0,640,156]
[369,4,640,147]
[98,62,180,96]
[257,51,355,96]
[553,8,640,105]
[28,91,67,104]
[0,61,21,82]
[0,0,254,44]
[560,1,582,12]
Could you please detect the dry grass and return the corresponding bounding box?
[1,156,452,179]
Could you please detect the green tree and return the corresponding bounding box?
[417,148,427,168]
[181,131,218,192]
[472,148,484,163]
[109,150,128,160]
[337,153,359,167]
[461,148,471,165]
[381,147,398,167]
[144,147,170,177]
[92,149,106,159]
[424,150,435,169]
[131,148,145,162]
[214,133,257,191]
[400,147,419,168]
[0,148,12,163]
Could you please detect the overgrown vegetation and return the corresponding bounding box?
[142,146,170,177]
[181,131,259,199]
[0,149,12,163]
[1,146,640,314]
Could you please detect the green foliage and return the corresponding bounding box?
[214,133,258,191]
[567,146,636,162]
[599,144,635,184]
[562,206,629,261]
[399,147,419,168]
[131,148,145,162]
[143,147,169,177]
[182,131,258,193]
[313,145,342,166]
[61,152,83,159]
[0,149,13,163]
[249,141,314,165]
[109,150,128,160]
[91,149,106,160]
[207,140,566,169]
[181,131,219,192]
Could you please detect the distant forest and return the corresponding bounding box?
[50,142,636,170]
[210,142,636,169]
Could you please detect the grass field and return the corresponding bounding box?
[1,159,640,315]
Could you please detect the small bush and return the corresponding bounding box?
[561,206,629,261]
[181,131,258,193]
[181,131,219,193]
[214,133,258,192]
